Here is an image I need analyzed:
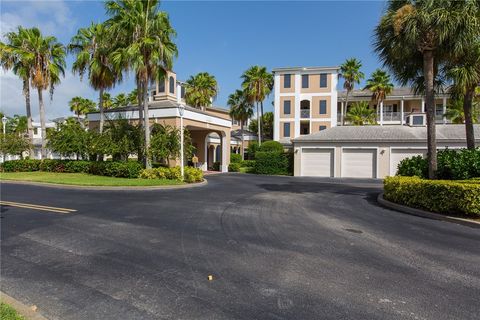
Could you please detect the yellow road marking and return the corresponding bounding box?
[0,201,76,214]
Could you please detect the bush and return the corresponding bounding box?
[258,140,284,153]
[184,167,203,183]
[254,151,291,175]
[1,159,41,172]
[89,161,143,178]
[139,166,202,183]
[228,162,241,172]
[230,153,242,163]
[39,160,91,173]
[212,161,220,171]
[246,141,259,160]
[396,148,480,179]
[240,160,255,168]
[384,176,480,217]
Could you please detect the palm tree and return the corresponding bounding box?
[69,96,96,121]
[69,22,120,134]
[374,0,479,178]
[19,27,66,158]
[339,58,364,126]
[363,69,394,120]
[106,0,178,168]
[228,89,253,160]
[445,40,480,149]
[101,92,114,110]
[0,27,35,151]
[241,66,273,145]
[345,101,377,125]
[184,72,218,110]
[445,98,480,124]
[127,88,139,105]
[113,93,130,108]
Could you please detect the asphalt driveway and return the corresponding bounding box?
[1,174,479,320]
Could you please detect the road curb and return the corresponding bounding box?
[377,193,480,229]
[1,291,49,320]
[0,179,208,191]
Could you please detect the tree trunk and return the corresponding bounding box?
[260,100,264,139]
[256,102,262,145]
[99,88,105,133]
[23,79,34,157]
[143,77,151,169]
[343,91,350,126]
[240,121,245,160]
[38,88,47,159]
[137,81,143,126]
[423,50,437,179]
[463,88,476,149]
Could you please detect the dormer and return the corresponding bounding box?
[153,70,177,102]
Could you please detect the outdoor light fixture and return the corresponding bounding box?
[179,104,185,180]
[2,116,7,134]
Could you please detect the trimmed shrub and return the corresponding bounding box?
[39,160,91,173]
[1,159,41,172]
[184,167,203,183]
[384,176,480,217]
[230,153,242,163]
[228,162,241,172]
[89,161,143,178]
[246,141,259,160]
[212,161,220,171]
[396,148,480,179]
[254,151,291,175]
[258,140,284,153]
[240,160,255,168]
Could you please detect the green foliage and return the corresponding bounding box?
[1,302,26,320]
[0,133,31,157]
[149,123,193,164]
[104,118,142,161]
[228,162,241,172]
[240,160,256,168]
[246,141,259,160]
[363,68,394,104]
[47,119,89,159]
[184,167,203,183]
[39,159,91,173]
[1,159,41,172]
[230,153,242,163]
[184,72,218,108]
[254,151,291,175]
[345,101,377,125]
[397,149,480,180]
[258,140,284,153]
[139,166,202,183]
[88,161,143,178]
[384,176,480,217]
[212,161,220,171]
[248,112,274,139]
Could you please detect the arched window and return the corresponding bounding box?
[169,76,175,94]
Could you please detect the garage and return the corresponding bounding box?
[301,148,334,177]
[390,148,427,176]
[341,149,377,178]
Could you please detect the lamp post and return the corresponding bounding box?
[2,116,7,163]
[178,104,185,180]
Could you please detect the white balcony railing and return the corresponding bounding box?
[300,109,310,118]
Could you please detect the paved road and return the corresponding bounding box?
[1,174,479,320]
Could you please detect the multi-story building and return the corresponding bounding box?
[273,66,339,144]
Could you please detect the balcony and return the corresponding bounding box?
[300,109,310,118]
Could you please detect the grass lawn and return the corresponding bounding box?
[0,303,25,320]
[0,172,184,187]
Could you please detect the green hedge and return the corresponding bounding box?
[258,141,284,153]
[1,159,142,178]
[228,162,241,172]
[139,166,203,183]
[240,160,255,168]
[384,176,480,217]
[254,151,292,175]
[230,153,242,163]
[397,148,480,179]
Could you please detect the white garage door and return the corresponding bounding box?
[390,149,427,176]
[341,149,377,178]
[301,148,334,177]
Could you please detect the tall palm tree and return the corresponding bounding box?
[184,72,218,110]
[445,40,480,149]
[339,58,364,126]
[19,27,66,158]
[445,98,479,124]
[241,66,273,145]
[113,93,130,108]
[69,22,120,133]
[363,69,394,119]
[345,101,377,125]
[106,0,178,168]
[101,92,114,110]
[374,0,479,178]
[69,96,96,121]
[0,26,35,151]
[228,89,253,160]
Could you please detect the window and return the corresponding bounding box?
[283,123,290,137]
[181,86,185,98]
[283,100,291,115]
[320,74,327,88]
[302,75,309,88]
[284,74,291,88]
[158,80,165,93]
[435,104,444,115]
[319,100,327,114]
[169,76,175,94]
[319,125,327,131]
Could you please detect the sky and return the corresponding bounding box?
[0,0,388,120]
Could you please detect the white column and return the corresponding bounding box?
[421,98,425,113]
[340,101,344,126]
[180,115,184,179]
[442,97,447,124]
[400,99,404,125]
[380,101,384,126]
[273,73,280,141]
[221,134,228,172]
[294,73,301,138]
